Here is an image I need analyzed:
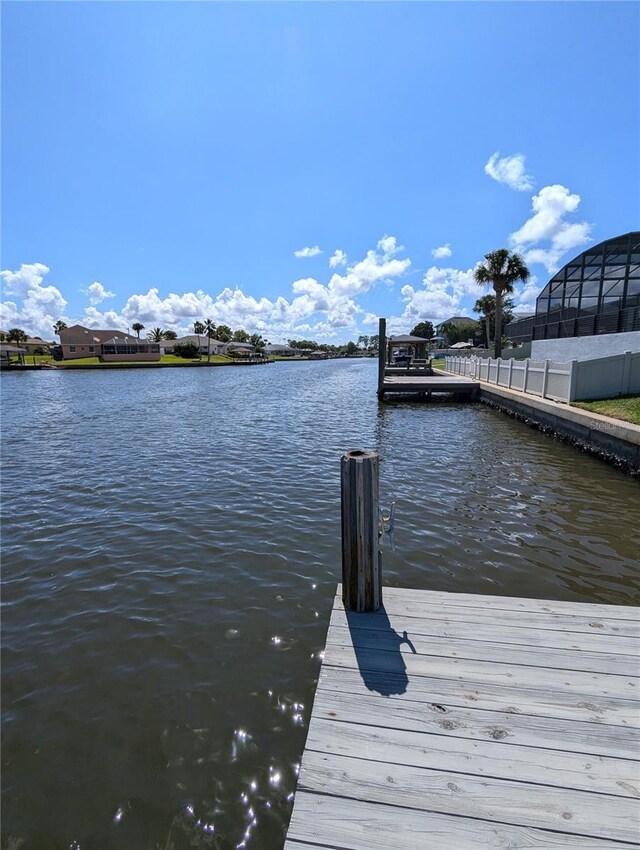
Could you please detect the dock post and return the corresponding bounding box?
[340,450,382,612]
[377,318,386,400]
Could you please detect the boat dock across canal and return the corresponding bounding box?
[381,372,479,399]
[376,318,479,400]
[285,585,640,849]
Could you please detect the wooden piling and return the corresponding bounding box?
[340,449,382,612]
[377,318,386,399]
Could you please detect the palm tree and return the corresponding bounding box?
[215,324,233,343]
[473,294,516,348]
[410,322,434,341]
[53,320,67,336]
[193,321,205,360]
[132,322,145,339]
[249,332,265,352]
[473,294,495,349]
[7,328,28,346]
[163,330,177,340]
[147,327,165,342]
[474,249,529,358]
[203,318,216,363]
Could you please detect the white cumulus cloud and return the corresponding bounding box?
[0,262,68,339]
[294,245,322,258]
[485,152,535,191]
[512,275,541,314]
[327,235,410,299]
[0,300,20,329]
[399,284,460,325]
[423,266,485,301]
[329,249,348,268]
[510,184,592,272]
[82,306,127,331]
[0,235,414,344]
[0,262,50,297]
[376,235,402,256]
[393,264,483,330]
[85,281,116,305]
[66,234,410,340]
[431,243,452,259]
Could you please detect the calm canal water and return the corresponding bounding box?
[2,359,639,849]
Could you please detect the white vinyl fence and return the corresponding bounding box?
[444,351,640,403]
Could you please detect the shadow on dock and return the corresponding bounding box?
[345,607,416,696]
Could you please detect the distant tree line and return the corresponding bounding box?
[284,335,381,356]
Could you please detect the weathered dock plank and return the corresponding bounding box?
[286,794,640,849]
[298,749,639,843]
[329,606,640,654]
[372,587,640,619]
[382,374,479,396]
[322,640,639,701]
[325,623,640,675]
[284,586,640,850]
[304,717,640,797]
[317,664,640,726]
[310,688,639,759]
[335,590,640,636]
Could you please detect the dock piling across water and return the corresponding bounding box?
[376,317,387,399]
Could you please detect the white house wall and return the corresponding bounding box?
[531,331,640,362]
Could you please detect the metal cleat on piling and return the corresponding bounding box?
[379,502,396,550]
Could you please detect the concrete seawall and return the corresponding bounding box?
[478,384,640,476]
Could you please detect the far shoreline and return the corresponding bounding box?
[0,354,377,373]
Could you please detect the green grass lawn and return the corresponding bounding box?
[52,357,102,366]
[571,395,640,426]
[431,358,445,369]
[159,354,231,364]
[29,354,233,367]
[18,354,56,365]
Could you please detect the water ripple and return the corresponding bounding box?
[1,361,639,848]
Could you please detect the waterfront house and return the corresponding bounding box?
[0,331,52,355]
[23,337,53,354]
[225,342,255,357]
[58,325,160,361]
[521,231,639,362]
[435,316,478,346]
[265,343,295,356]
[160,335,226,356]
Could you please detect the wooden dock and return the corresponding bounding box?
[285,586,640,849]
[375,318,479,400]
[381,372,479,399]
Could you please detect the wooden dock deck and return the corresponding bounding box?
[285,587,640,849]
[381,371,479,398]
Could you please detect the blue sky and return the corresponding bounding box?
[2,1,638,342]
